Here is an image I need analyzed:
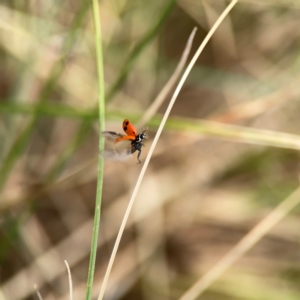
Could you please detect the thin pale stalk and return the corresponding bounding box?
[64,260,73,300]
[137,27,197,128]
[85,0,105,299]
[97,1,238,300]
[34,285,43,300]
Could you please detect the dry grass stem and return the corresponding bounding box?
[97,1,238,299]
[33,285,43,300]
[137,27,197,128]
[64,260,73,300]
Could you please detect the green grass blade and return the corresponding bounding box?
[0,102,98,120]
[85,0,105,299]
[3,103,300,151]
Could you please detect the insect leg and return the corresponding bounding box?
[136,149,142,164]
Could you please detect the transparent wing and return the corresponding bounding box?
[101,131,133,161]
[102,131,124,141]
[101,147,133,161]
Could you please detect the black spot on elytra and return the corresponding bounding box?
[125,121,129,125]
[124,126,128,131]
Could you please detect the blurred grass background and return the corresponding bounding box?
[1,0,300,300]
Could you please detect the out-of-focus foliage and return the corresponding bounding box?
[1,1,300,300]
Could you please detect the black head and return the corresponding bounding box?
[140,132,147,140]
[134,128,147,143]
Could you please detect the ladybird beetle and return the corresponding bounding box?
[102,119,148,164]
